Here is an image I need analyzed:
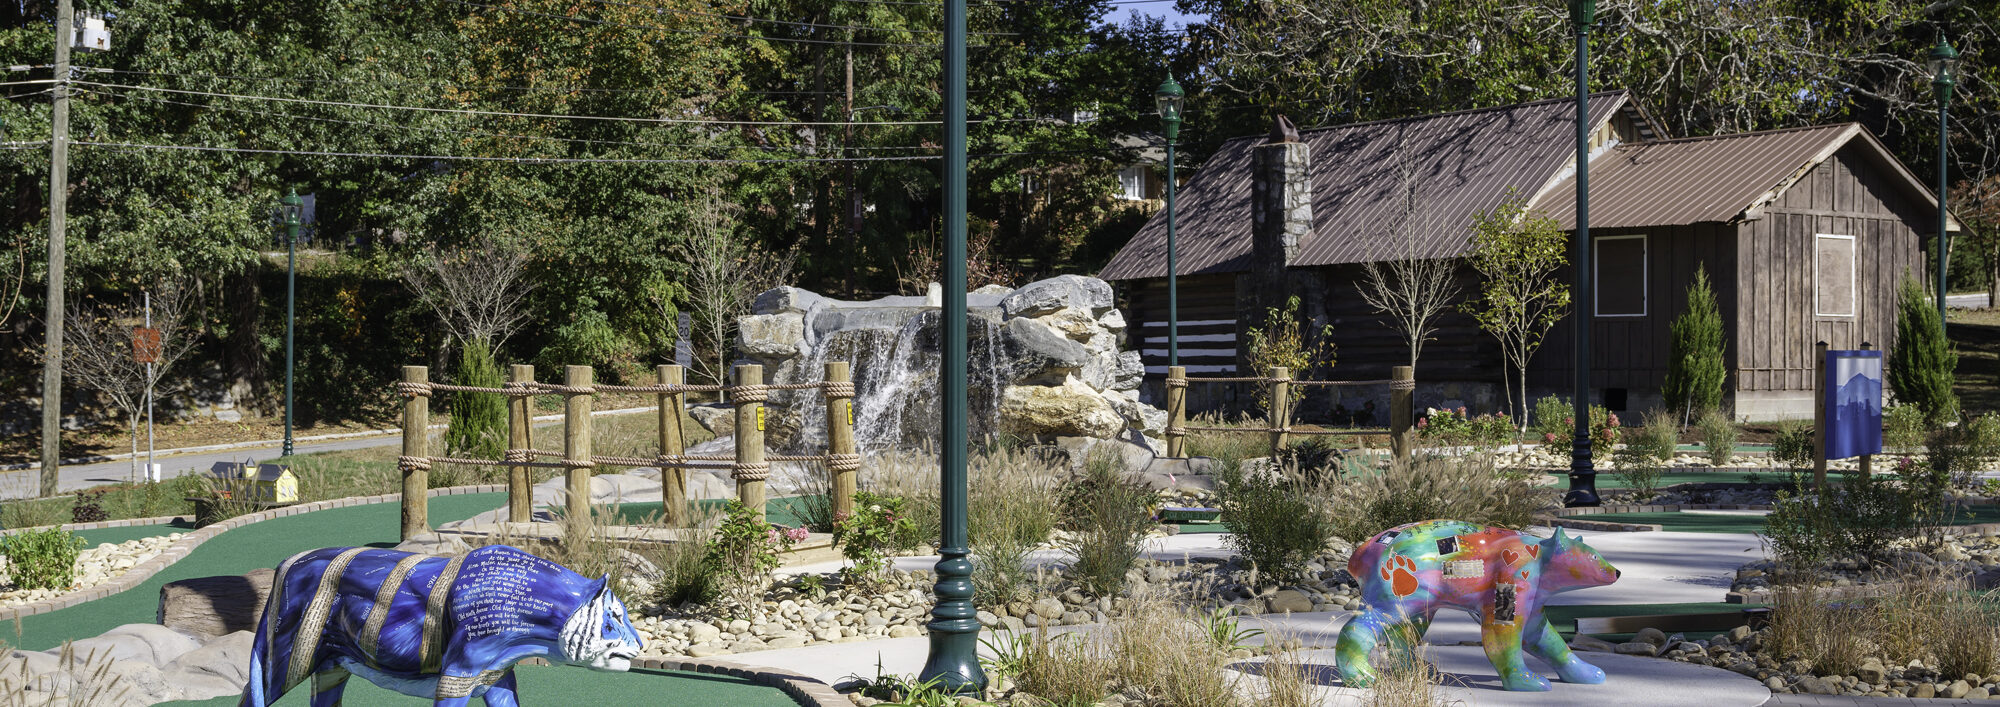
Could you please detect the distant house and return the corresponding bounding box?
[1099,91,1963,420]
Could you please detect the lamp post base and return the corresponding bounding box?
[1565,437,1599,507]
[919,548,987,694]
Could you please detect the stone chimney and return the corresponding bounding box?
[1251,115,1311,273]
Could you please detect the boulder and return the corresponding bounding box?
[1569,634,1617,653]
[1631,627,1669,651]
[1856,658,1888,685]
[60,623,202,668]
[157,570,273,642]
[1000,275,1114,318]
[1039,308,1102,343]
[1002,317,1089,383]
[160,630,255,700]
[1266,590,1314,614]
[1001,380,1126,440]
[736,313,807,358]
[1049,436,1155,474]
[688,404,734,437]
[753,286,826,316]
[1104,392,1167,438]
[1109,351,1145,392]
[1613,642,1660,656]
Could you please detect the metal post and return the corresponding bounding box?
[1858,342,1873,477]
[1812,341,1829,493]
[920,0,983,691]
[734,364,767,523]
[400,366,429,541]
[283,191,300,458]
[508,364,534,524]
[825,361,858,520]
[1165,365,1187,458]
[1565,12,1600,508]
[565,365,594,545]
[1167,140,1178,368]
[1391,365,1414,465]
[1268,366,1291,452]
[1937,81,1953,326]
[39,0,73,498]
[145,291,154,481]
[659,364,688,527]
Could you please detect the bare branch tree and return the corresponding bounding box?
[1357,151,1462,374]
[403,239,535,351]
[63,282,200,482]
[674,191,791,394]
[0,234,23,330]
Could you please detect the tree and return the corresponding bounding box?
[676,192,793,395]
[1244,295,1335,411]
[403,240,535,352]
[1889,276,1958,423]
[1464,193,1570,428]
[445,341,506,460]
[1952,175,2000,308]
[1663,265,1726,425]
[61,282,199,485]
[1356,153,1461,373]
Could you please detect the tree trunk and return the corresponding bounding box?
[129,409,140,483]
[1988,248,1998,309]
[1518,360,1530,437]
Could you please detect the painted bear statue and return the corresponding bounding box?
[241,544,642,707]
[1336,521,1620,692]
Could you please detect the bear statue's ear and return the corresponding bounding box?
[1551,527,1568,545]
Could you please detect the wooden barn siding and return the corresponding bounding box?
[1527,223,1736,395]
[1734,147,1925,392]
[1307,263,1497,384]
[1122,274,1241,373]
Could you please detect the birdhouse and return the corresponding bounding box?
[204,461,299,504]
[72,13,110,52]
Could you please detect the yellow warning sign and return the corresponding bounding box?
[756,406,766,431]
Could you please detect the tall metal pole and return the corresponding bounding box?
[39,0,74,498]
[282,188,302,457]
[1166,140,1177,368]
[1936,76,1952,326]
[145,291,154,481]
[1565,1,1600,508]
[919,0,983,692]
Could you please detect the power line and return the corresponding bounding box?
[72,140,945,163]
[75,67,851,96]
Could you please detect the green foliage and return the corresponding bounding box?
[1696,409,1739,467]
[1763,468,1931,572]
[1243,296,1336,410]
[1925,415,2000,490]
[1532,395,1572,447]
[1772,420,1815,470]
[1197,608,1265,652]
[1215,465,1334,583]
[1625,408,1682,463]
[649,530,719,609]
[1883,404,1928,454]
[1664,266,1728,420]
[1058,451,1156,597]
[832,491,921,584]
[1415,406,1513,451]
[0,528,84,590]
[1323,456,1555,544]
[1464,192,1570,420]
[969,450,1061,606]
[702,501,798,607]
[445,340,507,460]
[1888,278,1959,423]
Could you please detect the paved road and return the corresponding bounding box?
[1947,293,1989,309]
[0,407,659,501]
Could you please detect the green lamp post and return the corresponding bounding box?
[917,0,984,693]
[1156,77,1184,367]
[1930,39,1959,325]
[279,188,304,458]
[1564,0,1600,508]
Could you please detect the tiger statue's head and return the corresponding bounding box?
[558,576,643,671]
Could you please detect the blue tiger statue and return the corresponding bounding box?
[241,544,643,707]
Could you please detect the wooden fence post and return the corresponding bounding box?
[659,364,688,527]
[1165,366,1188,458]
[1268,366,1291,452]
[1858,342,1873,477]
[399,366,429,541]
[734,364,768,523]
[507,364,534,524]
[1391,365,1414,465]
[565,365,594,545]
[825,361,858,521]
[1812,341,1829,493]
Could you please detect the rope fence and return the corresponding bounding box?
[389,361,863,542]
[1162,364,1415,463]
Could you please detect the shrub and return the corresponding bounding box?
[1006,627,1111,706]
[649,521,719,609]
[1771,420,1814,470]
[1324,456,1556,544]
[1883,404,1927,454]
[1183,413,1269,472]
[0,528,84,590]
[69,489,108,524]
[1767,585,1875,677]
[969,448,1061,605]
[1626,408,1681,462]
[1059,450,1156,597]
[1216,463,1334,583]
[1664,266,1728,421]
[1888,277,1958,423]
[1244,295,1335,411]
[864,450,944,548]
[1696,409,1739,467]
[1923,417,2000,492]
[1272,437,1344,480]
[703,500,800,607]
[1763,470,1924,572]
[832,491,921,584]
[1415,407,1513,451]
[1532,395,1571,447]
[445,340,507,461]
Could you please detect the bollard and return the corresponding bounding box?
[825,361,858,521]
[734,364,768,523]
[400,366,430,541]
[1165,366,1187,458]
[1268,366,1291,452]
[659,364,688,527]
[1391,366,1414,465]
[565,365,594,545]
[1812,341,1828,492]
[507,364,534,524]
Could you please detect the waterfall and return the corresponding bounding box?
[780,311,1011,455]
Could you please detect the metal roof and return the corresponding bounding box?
[1099,91,1630,280]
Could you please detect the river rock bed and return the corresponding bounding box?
[0,533,183,608]
[1629,624,2000,699]
[1730,533,2000,597]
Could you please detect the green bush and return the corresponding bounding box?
[69,489,108,524]
[1626,408,1681,462]
[1059,451,1156,597]
[0,528,84,590]
[1416,407,1514,451]
[1926,415,2000,490]
[1324,456,1556,544]
[1215,465,1334,583]
[1244,295,1336,411]
[1664,266,1728,420]
[969,449,1061,605]
[1888,277,1958,423]
[445,340,507,461]
[1532,395,1570,446]
[1764,469,1927,572]
[1772,420,1814,470]
[832,491,921,584]
[1883,404,1927,454]
[703,500,799,607]
[650,524,718,609]
[1696,409,1739,467]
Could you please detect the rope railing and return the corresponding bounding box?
[1161,364,1415,464]
[395,379,856,400]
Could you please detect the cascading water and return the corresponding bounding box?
[781,311,1011,454]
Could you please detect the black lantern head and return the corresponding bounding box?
[1154,77,1184,142]
[1929,40,1960,87]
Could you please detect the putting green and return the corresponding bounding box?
[159,666,796,706]
[1584,505,2000,533]
[7,493,506,651]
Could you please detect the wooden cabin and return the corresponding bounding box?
[1099,91,1963,420]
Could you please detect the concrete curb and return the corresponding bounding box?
[1538,503,1777,532]
[639,657,850,707]
[0,484,508,623]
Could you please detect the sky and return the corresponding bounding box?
[1118,0,1205,30]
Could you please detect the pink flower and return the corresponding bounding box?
[765,527,780,542]
[1417,418,1429,428]
[1458,406,1467,415]
[785,527,810,542]
[1544,432,1558,443]
[1607,414,1621,428]
[1564,417,1575,426]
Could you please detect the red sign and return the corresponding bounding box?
[131,327,162,364]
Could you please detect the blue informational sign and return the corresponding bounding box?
[1823,349,1884,460]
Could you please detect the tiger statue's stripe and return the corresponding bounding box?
[360,552,430,665]
[419,552,469,675]
[258,550,309,678]
[284,547,368,691]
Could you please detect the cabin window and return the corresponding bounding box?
[1117,166,1147,201]
[1816,234,1857,317]
[1594,234,1648,317]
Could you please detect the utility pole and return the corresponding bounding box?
[845,38,857,297]
[39,0,74,498]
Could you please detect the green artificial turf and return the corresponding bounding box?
[1585,505,2000,534]
[159,666,796,706]
[7,492,506,651]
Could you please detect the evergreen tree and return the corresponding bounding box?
[446,339,507,460]
[1664,265,1726,423]
[1888,277,1959,423]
